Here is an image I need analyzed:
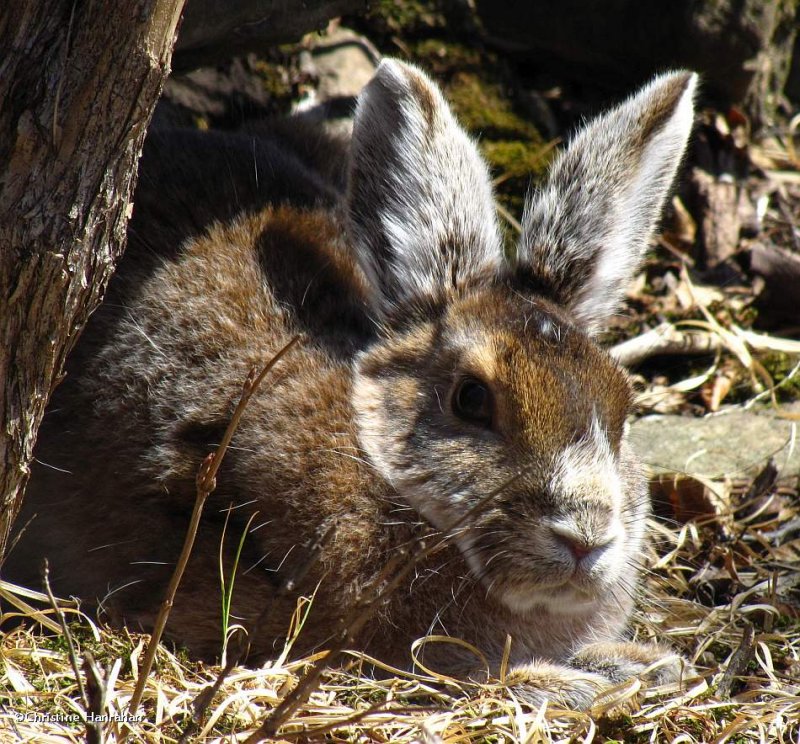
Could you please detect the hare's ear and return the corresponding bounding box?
[346,59,503,317]
[516,71,697,334]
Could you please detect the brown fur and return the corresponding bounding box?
[4,60,696,709]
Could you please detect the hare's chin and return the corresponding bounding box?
[497,583,600,616]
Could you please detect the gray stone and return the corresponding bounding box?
[303,28,378,103]
[629,404,800,479]
[292,27,379,138]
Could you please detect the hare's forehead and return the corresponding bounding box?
[445,316,630,430]
[445,316,572,381]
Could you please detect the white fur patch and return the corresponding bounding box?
[501,585,599,616]
[552,416,623,512]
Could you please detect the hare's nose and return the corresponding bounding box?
[549,524,614,562]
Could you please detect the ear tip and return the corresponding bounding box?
[633,69,698,137]
[672,70,699,98]
[364,59,410,104]
[654,69,700,105]
[375,57,403,75]
[373,58,419,90]
[356,59,409,122]
[362,58,445,130]
[374,57,400,80]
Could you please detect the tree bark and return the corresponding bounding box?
[173,0,367,72]
[0,0,185,562]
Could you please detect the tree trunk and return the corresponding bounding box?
[0,0,185,562]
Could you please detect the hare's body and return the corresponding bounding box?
[6,61,697,707]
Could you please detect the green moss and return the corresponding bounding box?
[482,140,550,180]
[410,38,484,71]
[759,351,800,402]
[252,58,294,102]
[445,72,539,141]
[440,69,551,219]
[346,5,552,230]
[358,0,446,38]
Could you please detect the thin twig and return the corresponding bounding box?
[126,336,301,721]
[82,652,106,744]
[610,322,723,367]
[42,560,101,743]
[495,202,522,234]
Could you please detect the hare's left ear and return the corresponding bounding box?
[516,71,697,334]
[346,59,503,318]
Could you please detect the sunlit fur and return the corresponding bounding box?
[354,289,642,623]
[6,60,696,710]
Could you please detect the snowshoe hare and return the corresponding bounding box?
[6,60,696,709]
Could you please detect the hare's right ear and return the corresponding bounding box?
[516,71,697,335]
[346,59,503,318]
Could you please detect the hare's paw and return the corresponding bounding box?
[570,641,692,687]
[504,661,610,710]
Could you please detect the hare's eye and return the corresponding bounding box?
[452,378,493,427]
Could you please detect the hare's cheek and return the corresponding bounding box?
[352,368,457,526]
[578,535,627,586]
[351,369,411,466]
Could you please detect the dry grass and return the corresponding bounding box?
[2,474,799,744]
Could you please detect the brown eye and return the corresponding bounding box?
[452,378,493,427]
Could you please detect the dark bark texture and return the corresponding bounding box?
[0,0,184,561]
[173,0,367,71]
[747,242,800,327]
[475,0,798,128]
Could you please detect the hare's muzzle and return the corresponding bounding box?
[547,519,621,566]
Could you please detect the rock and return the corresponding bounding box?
[152,55,292,129]
[474,0,798,128]
[293,26,379,137]
[300,27,379,103]
[153,26,378,133]
[629,403,800,479]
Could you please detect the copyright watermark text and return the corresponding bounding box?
[12,711,145,723]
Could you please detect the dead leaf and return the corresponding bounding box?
[699,360,738,412]
[649,473,724,523]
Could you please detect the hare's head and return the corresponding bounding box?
[349,60,696,615]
